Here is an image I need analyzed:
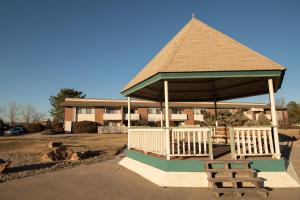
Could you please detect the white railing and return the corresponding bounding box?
[125,114,140,121]
[128,127,213,159]
[231,126,275,158]
[148,114,164,122]
[103,113,122,120]
[171,114,187,121]
[194,114,204,122]
[171,127,213,158]
[128,128,167,155]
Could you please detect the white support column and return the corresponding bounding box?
[268,78,281,159]
[127,97,131,149]
[164,81,170,160]
[71,107,77,133]
[72,107,77,122]
[160,101,163,127]
[214,101,218,127]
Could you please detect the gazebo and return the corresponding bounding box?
[119,17,299,189]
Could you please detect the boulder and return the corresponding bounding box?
[0,159,11,173]
[79,150,98,159]
[41,151,57,162]
[69,152,81,161]
[42,146,74,161]
[48,141,63,148]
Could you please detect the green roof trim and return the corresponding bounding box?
[121,70,284,96]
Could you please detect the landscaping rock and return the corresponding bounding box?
[41,146,74,161]
[80,150,98,159]
[0,159,11,173]
[48,141,63,148]
[41,151,56,162]
[69,152,81,161]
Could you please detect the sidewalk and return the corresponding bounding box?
[0,158,300,200]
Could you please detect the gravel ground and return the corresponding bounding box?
[0,133,127,183]
[0,148,125,183]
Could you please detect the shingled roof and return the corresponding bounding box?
[121,17,285,101]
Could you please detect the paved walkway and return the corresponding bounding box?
[0,157,300,200]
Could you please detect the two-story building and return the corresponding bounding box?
[61,98,288,132]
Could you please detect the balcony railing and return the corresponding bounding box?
[171,114,187,121]
[148,114,164,122]
[125,114,140,121]
[194,114,204,121]
[103,113,123,121]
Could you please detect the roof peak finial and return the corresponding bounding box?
[192,12,195,19]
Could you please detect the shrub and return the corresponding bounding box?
[74,121,99,133]
[257,113,271,125]
[45,119,52,130]
[52,126,65,134]
[26,123,45,133]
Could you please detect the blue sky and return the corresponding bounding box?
[0,0,299,116]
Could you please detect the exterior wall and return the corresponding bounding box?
[243,110,253,120]
[63,104,287,128]
[64,121,72,132]
[137,108,148,124]
[64,107,73,132]
[265,111,272,120]
[277,110,289,125]
[65,107,73,121]
[183,108,194,125]
[95,108,104,125]
[206,109,215,115]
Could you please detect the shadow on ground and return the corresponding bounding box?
[279,133,297,161]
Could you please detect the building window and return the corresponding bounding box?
[172,108,184,114]
[148,108,160,114]
[78,108,86,114]
[194,109,205,115]
[105,108,120,114]
[86,108,95,114]
[78,107,95,114]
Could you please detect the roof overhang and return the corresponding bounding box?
[121,70,285,102]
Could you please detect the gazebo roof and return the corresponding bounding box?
[121,17,285,102]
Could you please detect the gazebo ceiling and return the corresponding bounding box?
[121,17,285,101]
[124,72,284,102]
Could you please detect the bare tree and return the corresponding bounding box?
[0,105,3,117]
[6,102,20,127]
[32,111,46,123]
[276,97,286,107]
[21,104,36,125]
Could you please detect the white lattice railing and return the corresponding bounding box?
[128,127,213,159]
[231,126,275,158]
[128,128,167,155]
[171,127,213,158]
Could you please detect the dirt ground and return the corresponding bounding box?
[0,133,127,182]
[0,130,300,199]
[0,133,128,154]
